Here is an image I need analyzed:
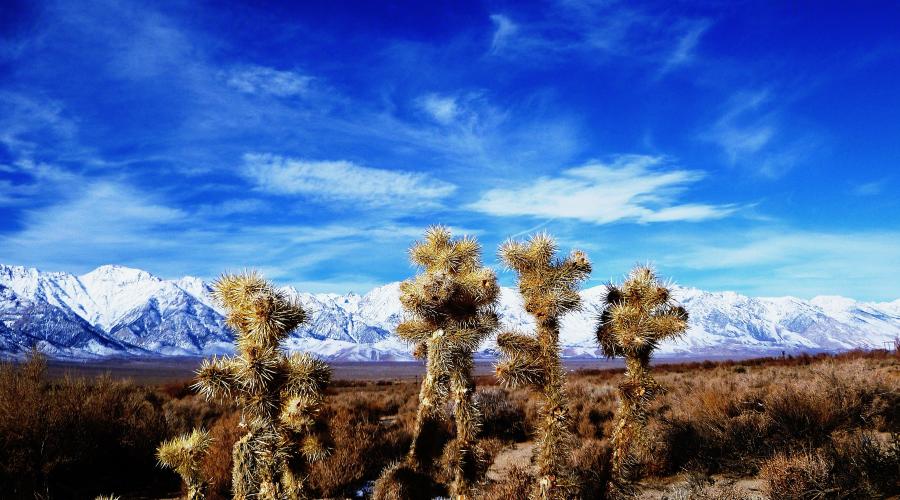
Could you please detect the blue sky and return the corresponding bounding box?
[1,0,898,300]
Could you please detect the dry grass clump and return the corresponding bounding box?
[759,431,900,499]
[654,357,899,476]
[759,449,833,499]
[478,387,529,442]
[308,390,412,497]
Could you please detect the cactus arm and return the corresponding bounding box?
[282,352,331,399]
[157,429,213,500]
[395,318,435,343]
[192,355,239,401]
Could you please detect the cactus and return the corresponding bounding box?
[374,226,500,500]
[595,265,688,486]
[494,233,592,500]
[157,428,213,500]
[192,272,332,500]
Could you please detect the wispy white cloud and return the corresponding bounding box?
[467,155,737,224]
[489,14,518,54]
[241,153,457,207]
[1,182,186,252]
[0,92,76,158]
[417,94,460,124]
[658,20,711,75]
[852,179,888,196]
[703,90,812,178]
[226,66,313,97]
[0,159,83,206]
[487,5,713,77]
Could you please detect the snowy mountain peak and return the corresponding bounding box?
[81,265,160,285]
[1,263,898,361]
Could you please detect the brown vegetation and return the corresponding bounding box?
[0,349,896,498]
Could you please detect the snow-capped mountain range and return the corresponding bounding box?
[1,264,898,361]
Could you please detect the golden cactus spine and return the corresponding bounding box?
[495,233,591,500]
[374,226,499,500]
[595,266,688,485]
[157,428,213,500]
[192,272,332,500]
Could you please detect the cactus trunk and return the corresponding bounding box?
[374,226,499,500]
[188,271,333,500]
[495,233,592,500]
[595,266,688,491]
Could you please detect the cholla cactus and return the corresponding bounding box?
[192,272,332,500]
[374,226,499,500]
[595,265,688,485]
[495,233,591,500]
[157,428,213,500]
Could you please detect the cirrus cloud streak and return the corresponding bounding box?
[467,155,737,224]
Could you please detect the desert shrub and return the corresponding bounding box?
[571,438,611,499]
[759,449,834,499]
[0,353,175,498]
[567,381,617,440]
[828,431,900,497]
[309,395,410,497]
[478,387,528,442]
[202,411,243,499]
[661,472,747,500]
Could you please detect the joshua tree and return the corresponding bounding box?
[157,428,213,500]
[374,226,499,500]
[192,272,332,500]
[494,233,592,500]
[595,265,688,486]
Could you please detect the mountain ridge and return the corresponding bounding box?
[1,263,898,361]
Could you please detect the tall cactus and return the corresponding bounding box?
[157,428,213,500]
[595,265,688,485]
[374,226,499,500]
[192,272,332,500]
[495,233,592,500]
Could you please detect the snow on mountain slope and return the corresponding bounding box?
[0,264,228,357]
[0,263,898,360]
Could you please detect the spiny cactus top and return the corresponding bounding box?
[596,266,688,362]
[396,225,500,359]
[192,271,331,500]
[375,226,499,500]
[595,265,688,486]
[495,233,591,500]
